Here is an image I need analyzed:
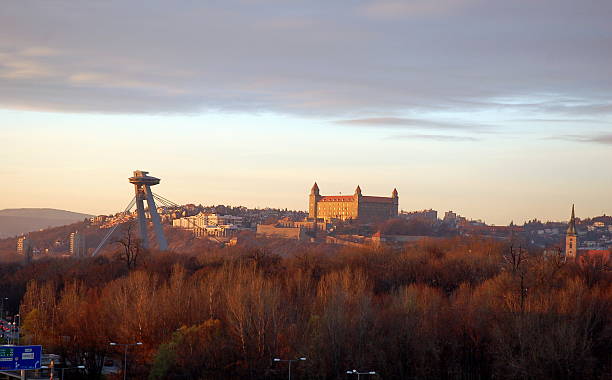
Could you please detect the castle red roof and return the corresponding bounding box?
[319,195,355,202]
[318,195,395,203]
[361,196,394,204]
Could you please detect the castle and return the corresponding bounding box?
[309,182,398,223]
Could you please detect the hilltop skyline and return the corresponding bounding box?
[2,1,612,224]
[0,182,600,227]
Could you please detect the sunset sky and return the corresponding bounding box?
[1,0,611,224]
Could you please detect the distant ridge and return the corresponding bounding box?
[0,208,94,238]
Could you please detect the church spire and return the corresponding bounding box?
[565,204,578,260]
[567,204,577,235]
[392,188,398,198]
[355,185,362,196]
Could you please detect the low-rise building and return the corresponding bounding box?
[204,224,239,237]
[90,215,107,225]
[278,217,328,231]
[173,212,243,238]
[173,212,243,229]
[400,209,438,223]
[256,224,308,240]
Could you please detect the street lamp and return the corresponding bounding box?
[109,342,142,380]
[7,321,17,345]
[0,297,7,320]
[4,322,11,345]
[346,369,376,380]
[273,357,307,380]
[14,314,20,345]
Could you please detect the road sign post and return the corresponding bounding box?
[0,345,43,371]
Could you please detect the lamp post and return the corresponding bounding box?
[109,342,142,380]
[8,321,16,345]
[346,369,376,380]
[273,357,307,380]
[4,322,10,344]
[15,314,20,345]
[0,297,7,320]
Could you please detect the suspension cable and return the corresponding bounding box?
[91,196,136,257]
[152,193,208,237]
[152,192,180,207]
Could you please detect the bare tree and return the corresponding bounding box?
[503,244,529,314]
[115,222,144,270]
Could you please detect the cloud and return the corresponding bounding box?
[552,134,612,145]
[508,118,610,124]
[0,0,610,119]
[19,47,59,57]
[493,99,612,117]
[335,117,487,131]
[388,134,479,142]
[68,72,187,95]
[0,50,57,79]
[362,0,478,18]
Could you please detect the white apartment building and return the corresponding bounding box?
[172,212,243,237]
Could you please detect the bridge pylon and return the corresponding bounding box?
[128,170,168,250]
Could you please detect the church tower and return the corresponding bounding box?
[565,204,577,260]
[391,188,399,217]
[309,182,321,219]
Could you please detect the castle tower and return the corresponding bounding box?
[309,182,321,219]
[129,170,168,250]
[565,204,577,260]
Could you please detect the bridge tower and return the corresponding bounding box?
[128,170,168,250]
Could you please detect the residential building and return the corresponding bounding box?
[172,212,243,238]
[256,224,308,240]
[17,236,31,255]
[172,212,243,229]
[17,236,34,263]
[69,231,87,257]
[400,209,438,223]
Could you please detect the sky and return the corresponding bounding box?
[1,0,611,225]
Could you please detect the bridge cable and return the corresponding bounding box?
[91,196,136,257]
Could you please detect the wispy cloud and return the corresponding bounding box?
[552,134,612,144]
[508,118,610,124]
[387,134,479,142]
[486,98,612,117]
[335,117,487,131]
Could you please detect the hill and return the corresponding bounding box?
[0,208,94,238]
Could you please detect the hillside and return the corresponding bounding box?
[0,208,94,238]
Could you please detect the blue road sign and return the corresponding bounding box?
[0,345,42,370]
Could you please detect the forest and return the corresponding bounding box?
[0,234,611,380]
